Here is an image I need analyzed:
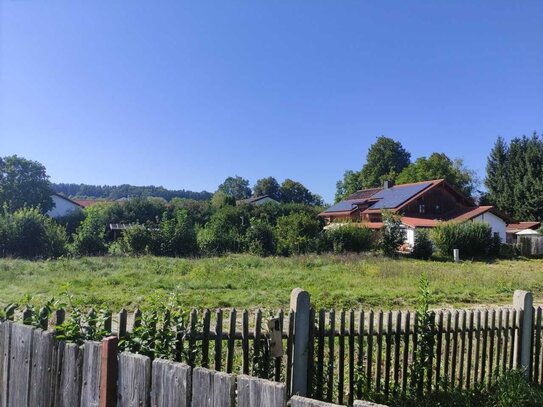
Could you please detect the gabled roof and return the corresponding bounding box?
[73,199,110,208]
[322,179,446,215]
[52,193,84,208]
[237,195,278,205]
[506,221,541,233]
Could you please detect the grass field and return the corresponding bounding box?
[1,254,543,311]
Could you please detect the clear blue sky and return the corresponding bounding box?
[1,1,542,203]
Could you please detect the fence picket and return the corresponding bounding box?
[357,309,365,400]
[487,309,496,388]
[366,310,374,394]
[466,310,474,389]
[118,352,151,407]
[435,311,443,389]
[242,310,250,375]
[384,311,392,397]
[348,309,355,406]
[535,307,542,384]
[338,310,345,404]
[226,309,236,373]
[459,310,466,389]
[316,309,325,400]
[327,309,335,402]
[444,311,451,384]
[202,309,211,368]
[480,310,489,384]
[394,311,402,392]
[274,310,284,382]
[376,311,383,393]
[502,309,509,375]
[401,311,410,393]
[214,309,223,371]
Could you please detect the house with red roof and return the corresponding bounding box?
[319,179,510,247]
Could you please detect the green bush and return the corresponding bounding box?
[380,211,405,257]
[275,212,322,256]
[55,209,86,237]
[160,209,198,257]
[325,224,373,253]
[197,206,248,255]
[0,207,68,258]
[120,224,152,255]
[411,229,433,259]
[431,221,494,260]
[71,207,108,255]
[245,219,275,256]
[488,369,543,406]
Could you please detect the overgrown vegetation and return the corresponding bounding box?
[431,221,498,260]
[2,254,543,310]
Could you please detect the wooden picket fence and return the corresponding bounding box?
[1,289,541,406]
[0,321,384,407]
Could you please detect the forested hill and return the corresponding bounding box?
[52,183,213,201]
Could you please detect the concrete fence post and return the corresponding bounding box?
[513,290,534,378]
[290,288,311,396]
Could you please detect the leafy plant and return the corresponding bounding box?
[380,211,405,257]
[411,229,433,259]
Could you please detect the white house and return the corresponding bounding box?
[47,193,84,218]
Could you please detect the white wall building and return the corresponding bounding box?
[47,194,84,218]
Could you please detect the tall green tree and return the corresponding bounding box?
[217,176,251,200]
[396,153,477,196]
[484,132,543,220]
[334,170,364,202]
[0,155,53,212]
[335,136,411,201]
[279,179,322,206]
[359,136,411,188]
[485,137,509,209]
[253,177,280,200]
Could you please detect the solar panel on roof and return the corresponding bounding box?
[324,199,364,213]
[369,182,432,209]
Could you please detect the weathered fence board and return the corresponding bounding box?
[353,401,389,407]
[192,367,235,407]
[238,374,286,407]
[118,352,151,407]
[30,329,58,407]
[8,323,33,407]
[0,321,11,407]
[56,342,83,407]
[81,341,102,407]
[290,395,344,406]
[150,359,191,407]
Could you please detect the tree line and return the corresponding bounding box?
[52,183,213,201]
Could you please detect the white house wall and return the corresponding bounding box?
[405,228,415,247]
[47,195,82,218]
[472,212,507,242]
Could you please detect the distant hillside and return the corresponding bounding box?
[52,183,213,201]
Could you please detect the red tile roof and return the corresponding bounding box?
[400,217,439,228]
[451,206,494,221]
[73,199,110,208]
[506,221,541,232]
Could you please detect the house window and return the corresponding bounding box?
[419,204,425,214]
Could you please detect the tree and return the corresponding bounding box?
[380,211,404,256]
[335,170,364,202]
[217,176,251,200]
[359,136,411,188]
[253,177,280,200]
[484,133,543,220]
[396,153,478,197]
[279,179,323,206]
[485,137,509,210]
[0,155,53,212]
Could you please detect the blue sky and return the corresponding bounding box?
[1,1,542,203]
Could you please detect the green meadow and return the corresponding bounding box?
[1,254,542,311]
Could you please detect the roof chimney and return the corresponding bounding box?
[383,180,394,189]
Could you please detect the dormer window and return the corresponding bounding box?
[419,204,425,214]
